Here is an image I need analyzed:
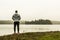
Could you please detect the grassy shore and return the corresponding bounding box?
[0,31,60,40]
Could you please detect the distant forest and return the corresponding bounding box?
[25,19,52,24]
[0,19,52,24]
[0,20,13,24]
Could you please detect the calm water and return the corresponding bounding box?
[0,24,60,36]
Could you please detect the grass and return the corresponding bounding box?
[0,31,60,40]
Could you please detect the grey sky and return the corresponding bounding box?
[0,0,60,21]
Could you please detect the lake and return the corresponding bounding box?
[0,24,60,36]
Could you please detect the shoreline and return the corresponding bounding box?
[0,31,60,40]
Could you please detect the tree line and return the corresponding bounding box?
[25,19,52,24]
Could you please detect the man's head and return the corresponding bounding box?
[15,10,18,13]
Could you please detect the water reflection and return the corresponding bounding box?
[0,24,60,36]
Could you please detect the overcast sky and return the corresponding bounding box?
[0,0,60,21]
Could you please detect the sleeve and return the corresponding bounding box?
[12,15,14,20]
[18,15,21,20]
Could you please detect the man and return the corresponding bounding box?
[12,10,21,33]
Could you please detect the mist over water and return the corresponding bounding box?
[0,24,60,36]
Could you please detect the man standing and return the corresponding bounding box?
[12,10,21,33]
